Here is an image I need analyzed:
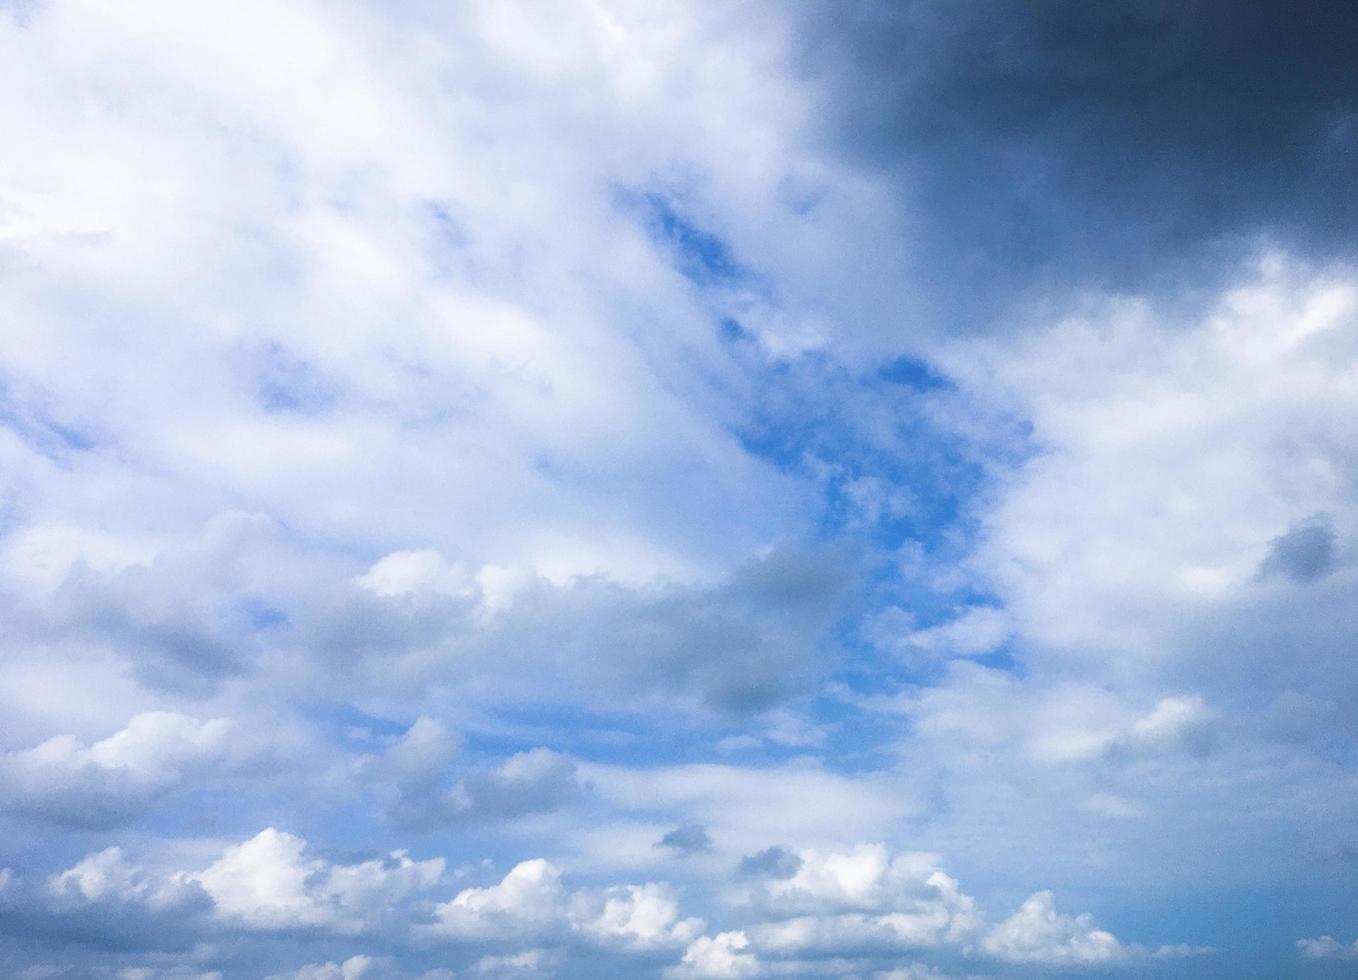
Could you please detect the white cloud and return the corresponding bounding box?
[0,712,245,827]
[427,858,702,951]
[470,948,562,978]
[270,957,378,980]
[736,845,980,958]
[664,931,762,979]
[865,605,1012,663]
[981,891,1123,965]
[1297,935,1358,959]
[195,828,444,933]
[47,847,196,910]
[428,859,564,941]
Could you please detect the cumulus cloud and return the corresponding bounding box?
[741,845,980,956]
[0,712,248,828]
[195,829,444,934]
[981,891,1123,965]
[381,717,586,831]
[426,858,703,952]
[664,931,762,979]
[46,847,201,912]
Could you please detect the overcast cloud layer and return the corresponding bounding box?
[2,2,1357,978]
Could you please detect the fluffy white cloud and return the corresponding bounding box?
[0,712,246,827]
[744,846,979,956]
[46,847,197,911]
[427,859,564,941]
[427,858,702,951]
[981,891,1123,965]
[954,258,1358,693]
[665,931,762,979]
[196,829,444,933]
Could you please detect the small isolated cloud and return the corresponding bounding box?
[657,825,715,858]
[1297,934,1358,959]
[981,891,1123,965]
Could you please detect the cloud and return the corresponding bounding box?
[736,847,801,880]
[0,712,244,828]
[268,957,379,980]
[864,605,1012,664]
[1297,935,1358,959]
[380,717,586,831]
[46,848,200,912]
[470,949,562,978]
[664,931,761,979]
[657,825,715,858]
[1259,514,1337,583]
[195,829,444,934]
[744,845,981,956]
[0,0,1349,975]
[788,1,1358,337]
[425,858,703,952]
[981,891,1123,965]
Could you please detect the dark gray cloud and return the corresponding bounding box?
[301,544,851,717]
[737,845,802,880]
[791,0,1358,332]
[1259,514,1336,583]
[655,824,714,857]
[385,721,588,832]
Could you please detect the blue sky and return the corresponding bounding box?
[2,2,1357,978]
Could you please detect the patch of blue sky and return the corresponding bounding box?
[615,187,748,287]
[249,341,337,414]
[0,377,99,462]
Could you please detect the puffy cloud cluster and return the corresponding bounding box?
[6,829,444,942]
[196,829,444,934]
[669,843,1147,976]
[1,830,1209,977]
[380,717,586,831]
[427,858,704,952]
[0,712,253,828]
[664,931,760,979]
[980,891,1123,965]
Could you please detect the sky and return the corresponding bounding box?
[1,1,1357,977]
